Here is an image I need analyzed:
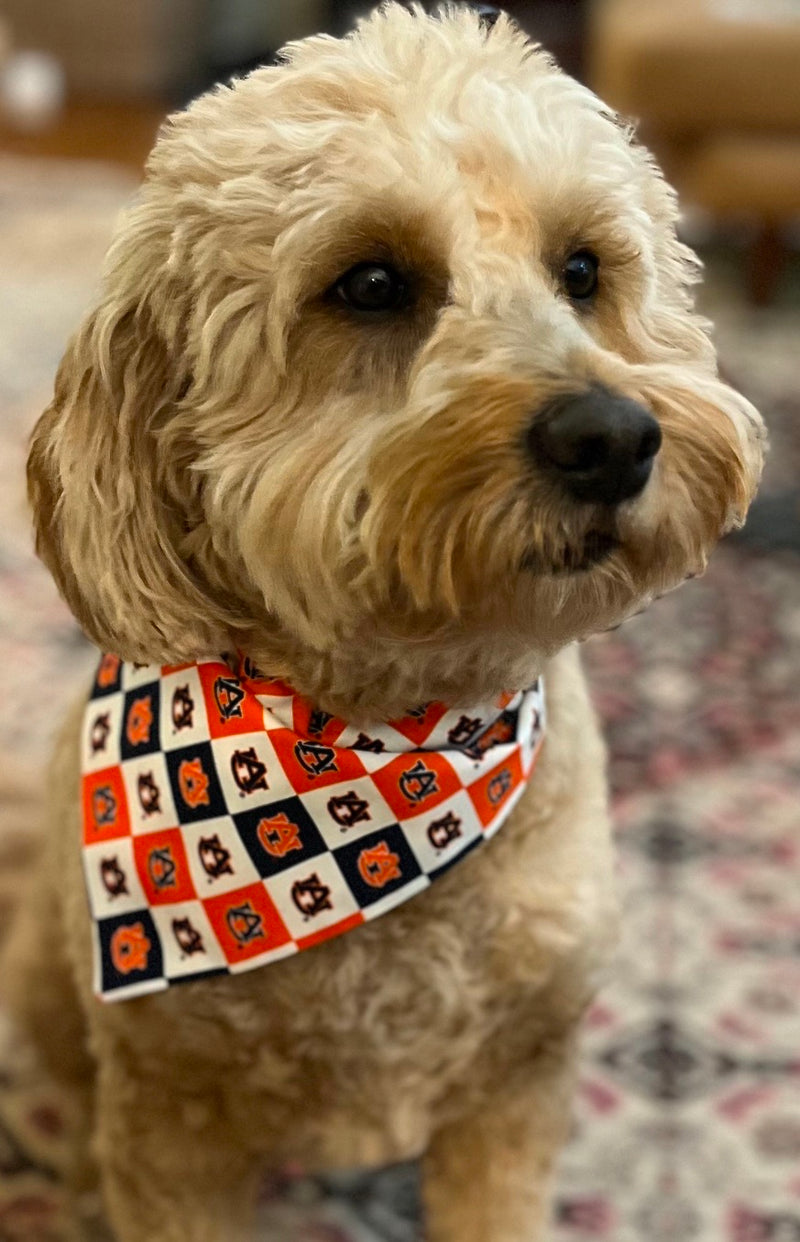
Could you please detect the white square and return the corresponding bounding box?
[120,751,180,835]
[150,900,229,980]
[82,692,123,773]
[302,775,399,850]
[121,661,162,691]
[82,837,148,918]
[267,854,361,942]
[159,666,211,752]
[210,730,289,811]
[182,816,262,896]
[403,790,484,875]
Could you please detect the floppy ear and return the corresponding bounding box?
[27,267,235,664]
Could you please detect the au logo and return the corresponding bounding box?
[110,922,151,975]
[357,841,402,889]
[178,757,211,808]
[398,759,439,804]
[100,856,128,898]
[147,846,177,890]
[447,716,483,747]
[198,834,234,879]
[242,655,266,680]
[92,785,118,829]
[291,873,333,918]
[126,695,154,747]
[257,812,302,858]
[294,740,338,778]
[172,917,205,956]
[467,716,515,759]
[327,791,371,829]
[427,811,463,850]
[231,747,269,795]
[90,712,111,754]
[138,772,162,817]
[213,676,245,722]
[487,768,513,805]
[352,732,385,754]
[307,709,333,737]
[97,653,121,689]
[171,685,195,731]
[226,901,265,946]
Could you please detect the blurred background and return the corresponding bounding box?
[1,2,799,1240]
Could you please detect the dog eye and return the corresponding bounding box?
[562,251,599,301]
[334,262,408,312]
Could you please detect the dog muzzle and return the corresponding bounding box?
[80,652,545,1001]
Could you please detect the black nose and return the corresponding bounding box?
[528,386,662,505]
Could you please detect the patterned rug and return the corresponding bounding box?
[1,156,799,1242]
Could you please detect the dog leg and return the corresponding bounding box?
[422,1035,577,1242]
[95,1063,261,1242]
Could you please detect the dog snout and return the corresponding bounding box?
[527,386,662,505]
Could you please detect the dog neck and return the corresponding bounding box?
[234,626,547,724]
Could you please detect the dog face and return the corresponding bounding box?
[29,3,764,711]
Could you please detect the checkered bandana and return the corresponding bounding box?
[81,652,546,1001]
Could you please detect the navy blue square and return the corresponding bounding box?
[97,909,163,994]
[89,654,123,699]
[234,796,327,878]
[119,681,161,760]
[165,742,226,823]
[334,824,422,908]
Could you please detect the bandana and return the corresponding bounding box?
[80,652,545,1001]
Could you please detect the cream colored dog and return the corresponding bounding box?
[3,4,764,1240]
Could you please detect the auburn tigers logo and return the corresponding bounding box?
[110,922,151,975]
[213,676,245,722]
[198,834,234,879]
[447,716,483,747]
[487,768,513,805]
[294,740,338,778]
[172,917,205,956]
[226,902,265,945]
[306,709,333,737]
[327,791,370,829]
[90,713,111,754]
[352,732,385,754]
[230,747,268,795]
[291,874,333,918]
[172,685,195,731]
[466,716,516,759]
[178,758,211,808]
[97,653,121,689]
[147,846,177,890]
[126,695,154,747]
[138,772,161,816]
[92,785,118,829]
[427,811,463,850]
[257,812,302,858]
[398,759,439,804]
[357,841,402,888]
[100,856,128,898]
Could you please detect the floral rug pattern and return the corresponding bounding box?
[1,157,800,1241]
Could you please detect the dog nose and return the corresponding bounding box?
[528,387,662,505]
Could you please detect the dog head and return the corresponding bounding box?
[29,3,764,713]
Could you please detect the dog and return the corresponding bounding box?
[1,4,764,1239]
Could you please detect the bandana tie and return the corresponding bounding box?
[80,652,545,1001]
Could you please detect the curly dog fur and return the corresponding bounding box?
[2,4,764,1239]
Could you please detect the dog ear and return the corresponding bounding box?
[27,279,232,664]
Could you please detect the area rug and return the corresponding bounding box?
[1,156,799,1242]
